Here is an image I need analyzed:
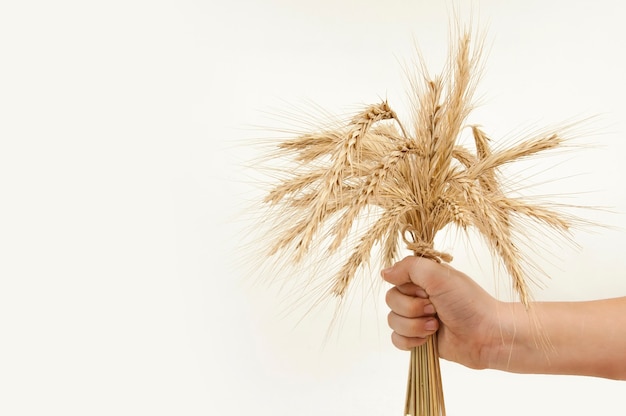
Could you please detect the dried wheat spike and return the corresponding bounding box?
[257,21,588,416]
[259,23,581,319]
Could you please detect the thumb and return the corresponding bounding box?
[381,256,444,295]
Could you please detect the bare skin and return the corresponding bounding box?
[382,256,626,380]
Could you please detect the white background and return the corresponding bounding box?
[1,0,625,415]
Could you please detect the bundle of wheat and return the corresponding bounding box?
[254,22,586,416]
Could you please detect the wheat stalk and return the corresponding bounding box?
[254,22,587,416]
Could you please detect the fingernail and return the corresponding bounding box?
[381,267,392,276]
[424,319,438,332]
[416,289,428,298]
[424,304,435,315]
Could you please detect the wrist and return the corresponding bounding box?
[481,301,535,373]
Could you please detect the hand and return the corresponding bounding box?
[383,256,626,379]
[382,256,501,370]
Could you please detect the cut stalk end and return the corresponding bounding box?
[404,336,445,416]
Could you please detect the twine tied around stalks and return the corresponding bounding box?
[402,226,453,263]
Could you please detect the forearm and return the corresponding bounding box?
[487,297,626,380]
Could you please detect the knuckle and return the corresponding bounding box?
[409,319,424,336]
[391,332,410,351]
[407,298,423,317]
[384,288,394,307]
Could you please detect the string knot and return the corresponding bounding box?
[402,226,453,263]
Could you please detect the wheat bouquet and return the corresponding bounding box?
[254,24,584,416]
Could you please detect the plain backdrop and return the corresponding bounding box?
[1,1,625,415]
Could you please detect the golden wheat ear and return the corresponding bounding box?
[252,18,597,416]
